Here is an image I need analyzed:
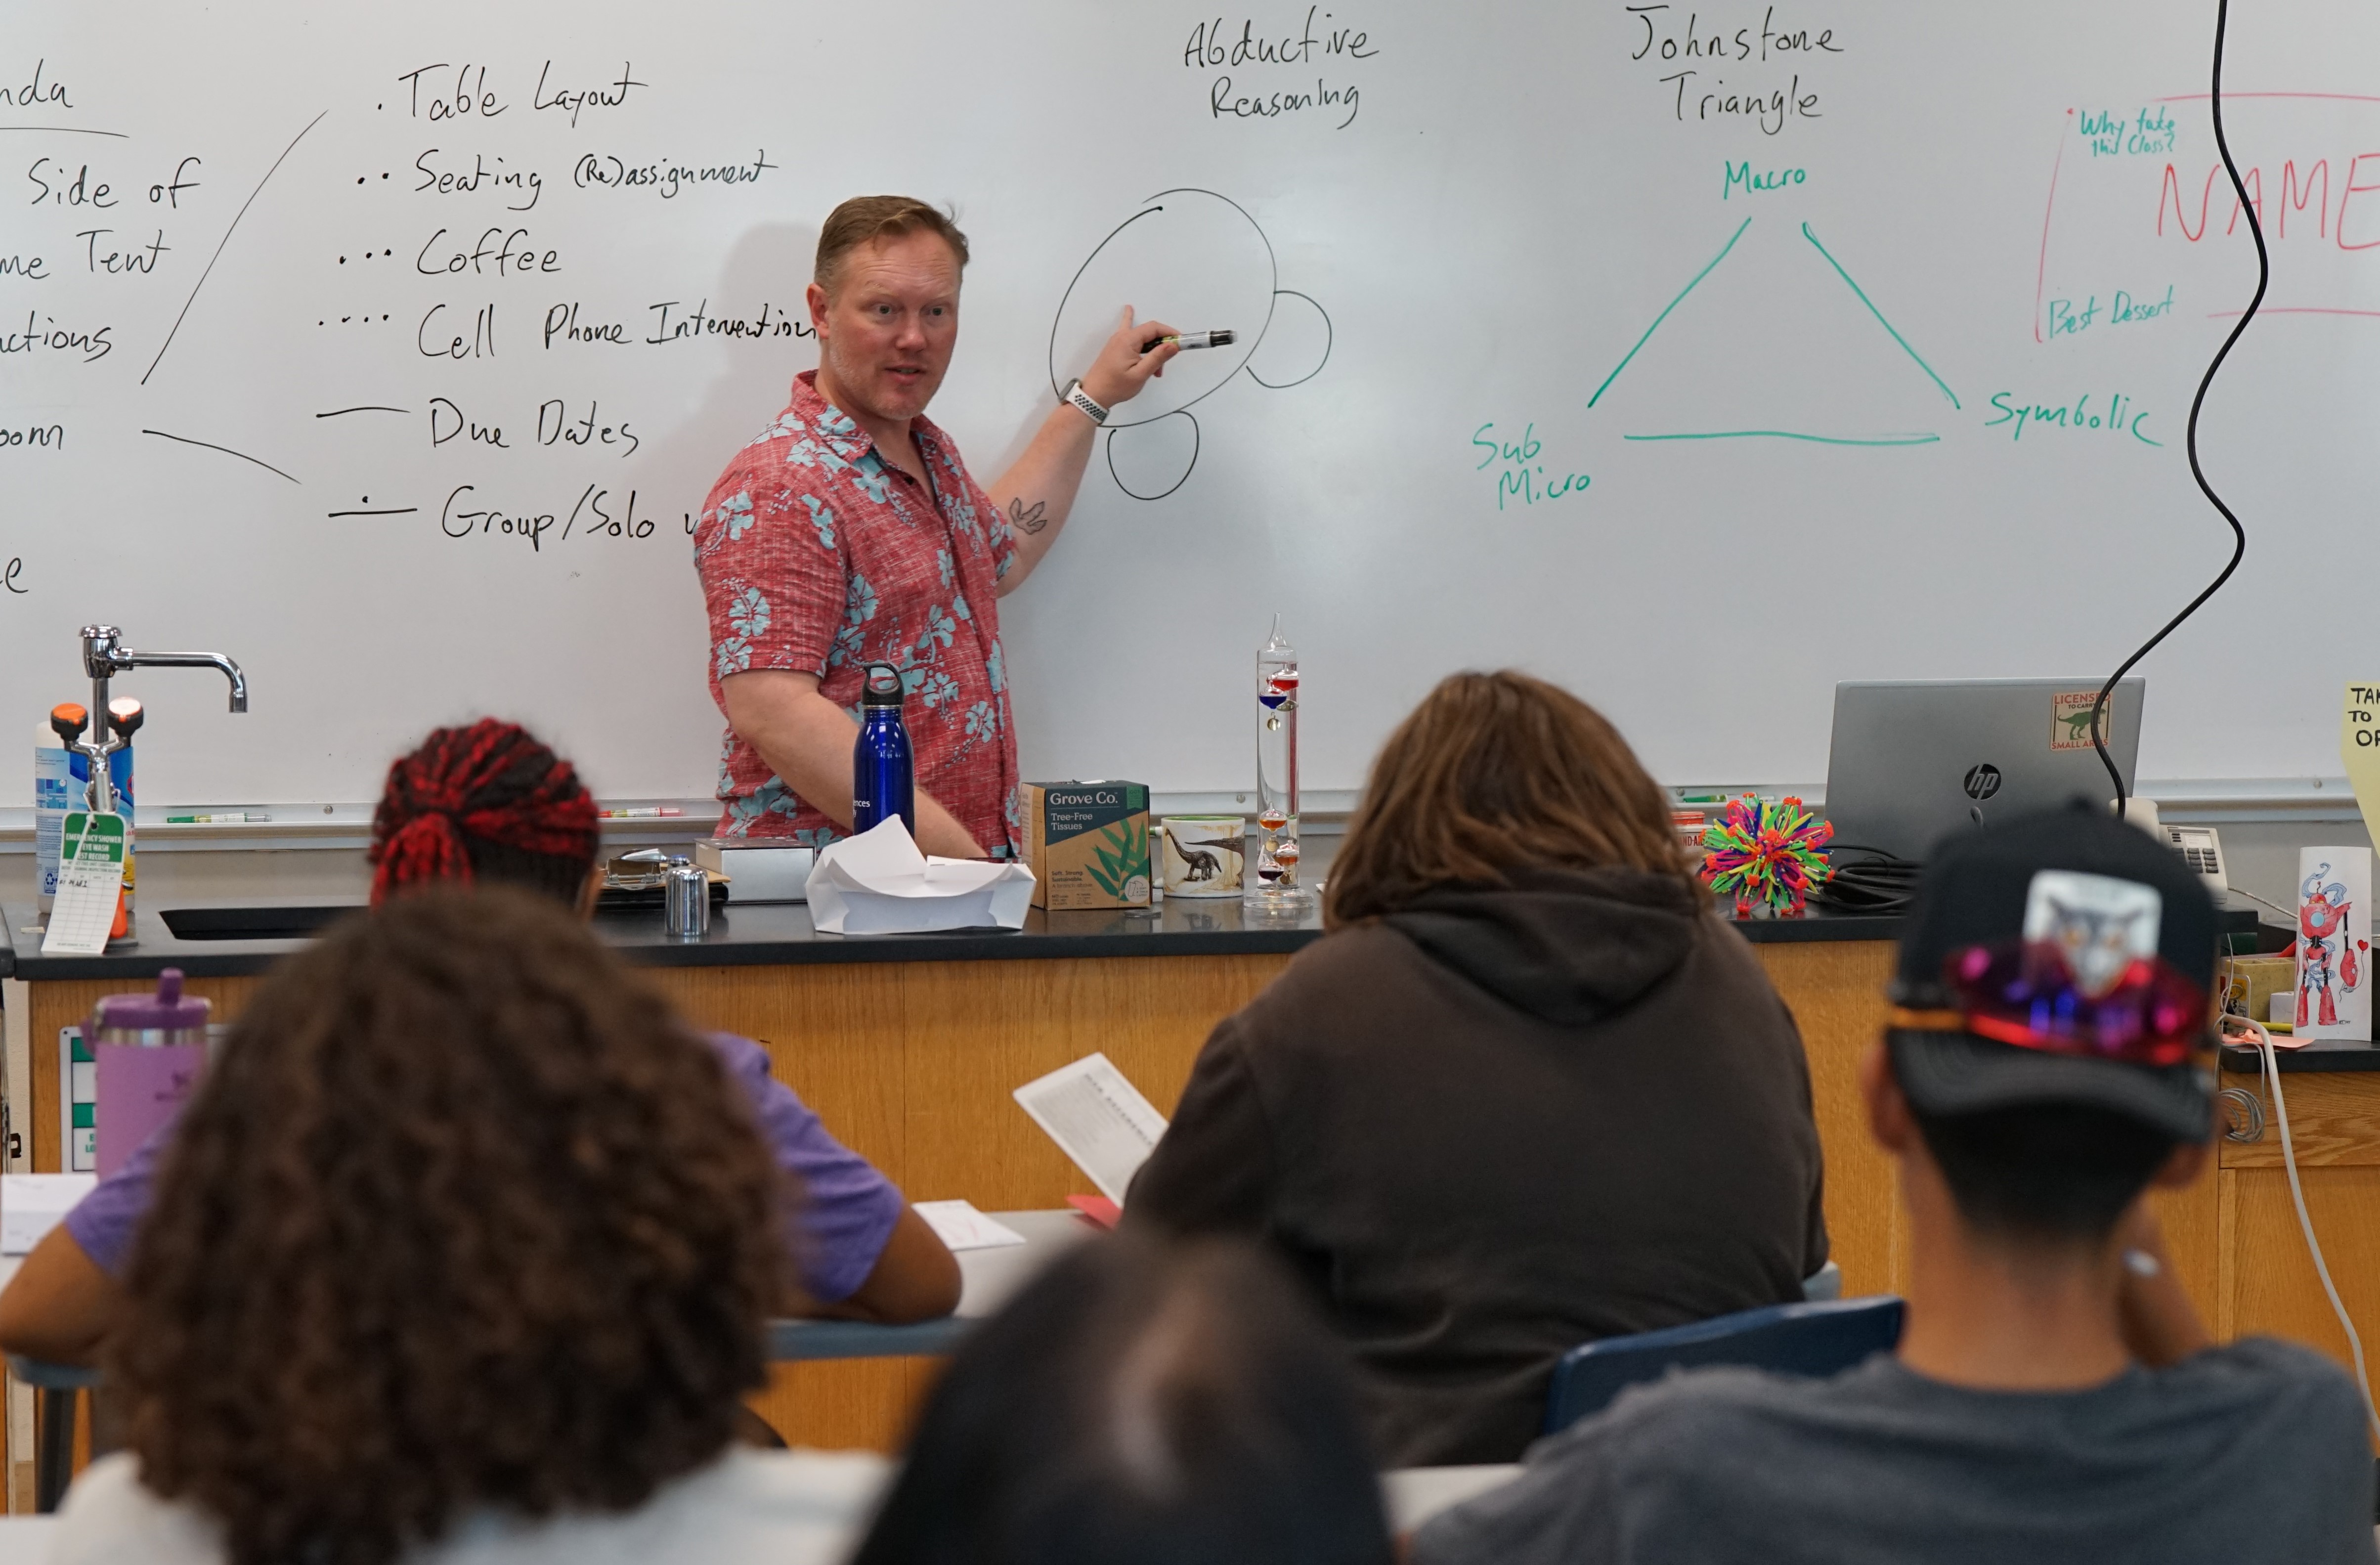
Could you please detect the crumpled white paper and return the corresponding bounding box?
[806,817,1036,934]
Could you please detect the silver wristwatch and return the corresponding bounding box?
[1061,377,1109,426]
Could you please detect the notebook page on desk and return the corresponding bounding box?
[1013,1054,1168,1206]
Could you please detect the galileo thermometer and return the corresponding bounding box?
[1249,616,1307,910]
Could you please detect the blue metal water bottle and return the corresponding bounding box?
[851,663,915,838]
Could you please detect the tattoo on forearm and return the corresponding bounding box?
[1009,497,1051,535]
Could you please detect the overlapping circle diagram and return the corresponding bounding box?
[1050,189,1274,427]
[1049,188,1331,500]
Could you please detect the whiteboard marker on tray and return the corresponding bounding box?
[599,807,683,820]
[165,812,270,824]
[1143,329,1235,351]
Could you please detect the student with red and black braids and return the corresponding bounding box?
[0,719,960,1366]
[368,718,604,903]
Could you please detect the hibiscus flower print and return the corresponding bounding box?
[716,637,753,679]
[750,413,802,446]
[723,778,806,834]
[846,572,878,625]
[692,490,754,563]
[730,586,771,639]
[964,700,998,743]
[915,604,957,654]
[801,494,837,551]
[986,642,1005,695]
[917,670,960,708]
[716,490,756,541]
[850,454,892,506]
[785,437,852,477]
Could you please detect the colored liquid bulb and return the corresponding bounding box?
[1258,809,1288,830]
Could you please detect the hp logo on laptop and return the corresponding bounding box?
[1963,764,2003,801]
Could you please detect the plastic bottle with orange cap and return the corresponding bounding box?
[35,698,140,928]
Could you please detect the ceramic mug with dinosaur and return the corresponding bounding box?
[1162,817,1245,898]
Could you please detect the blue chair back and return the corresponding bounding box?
[1543,1295,1905,1435]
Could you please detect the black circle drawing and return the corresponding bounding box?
[1245,290,1333,389]
[1049,188,1333,499]
[1106,410,1201,502]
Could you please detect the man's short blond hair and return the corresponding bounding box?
[815,196,970,296]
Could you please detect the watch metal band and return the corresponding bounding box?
[1063,378,1109,426]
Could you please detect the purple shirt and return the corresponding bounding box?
[62,1031,907,1306]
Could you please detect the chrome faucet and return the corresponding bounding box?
[74,624,249,815]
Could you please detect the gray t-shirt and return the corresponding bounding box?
[1412,1341,2376,1565]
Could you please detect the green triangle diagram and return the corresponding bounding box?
[1588,217,1960,447]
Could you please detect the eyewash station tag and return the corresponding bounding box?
[43,810,128,955]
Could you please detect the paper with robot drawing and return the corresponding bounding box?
[2294,848,2372,1042]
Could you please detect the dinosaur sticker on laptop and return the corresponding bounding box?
[2050,691,2113,752]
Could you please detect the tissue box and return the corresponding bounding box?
[1022,782,1151,911]
[807,818,1035,933]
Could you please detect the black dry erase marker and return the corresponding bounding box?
[1143,328,1236,352]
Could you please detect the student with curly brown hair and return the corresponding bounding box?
[1129,671,1828,1467]
[45,889,889,1565]
[0,719,957,1366]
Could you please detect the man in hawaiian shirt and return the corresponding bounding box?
[693,196,1178,857]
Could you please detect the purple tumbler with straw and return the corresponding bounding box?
[91,967,209,1178]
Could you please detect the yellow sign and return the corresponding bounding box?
[2341,684,2380,848]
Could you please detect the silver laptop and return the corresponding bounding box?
[1822,679,2145,862]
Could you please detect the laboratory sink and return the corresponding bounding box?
[155,905,362,942]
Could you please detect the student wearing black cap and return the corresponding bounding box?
[1414,804,2379,1565]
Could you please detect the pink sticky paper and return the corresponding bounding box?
[95,1044,205,1177]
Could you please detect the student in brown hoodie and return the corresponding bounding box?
[1128,670,1828,1467]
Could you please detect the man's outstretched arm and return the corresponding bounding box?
[987,308,1180,595]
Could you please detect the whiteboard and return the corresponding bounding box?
[1,0,2372,811]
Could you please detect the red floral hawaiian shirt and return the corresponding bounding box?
[694,372,1021,856]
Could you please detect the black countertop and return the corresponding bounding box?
[0,895,1904,981]
[2219,1037,2380,1074]
[30,890,2363,1070]
[0,897,1328,981]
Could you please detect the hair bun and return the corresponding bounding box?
[372,810,474,900]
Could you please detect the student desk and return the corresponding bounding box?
[6,1211,1098,1513]
[0,899,2246,1453]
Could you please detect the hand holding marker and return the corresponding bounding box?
[1144,329,1235,352]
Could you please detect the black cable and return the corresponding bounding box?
[2090,0,2268,819]
[1811,844,1924,915]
